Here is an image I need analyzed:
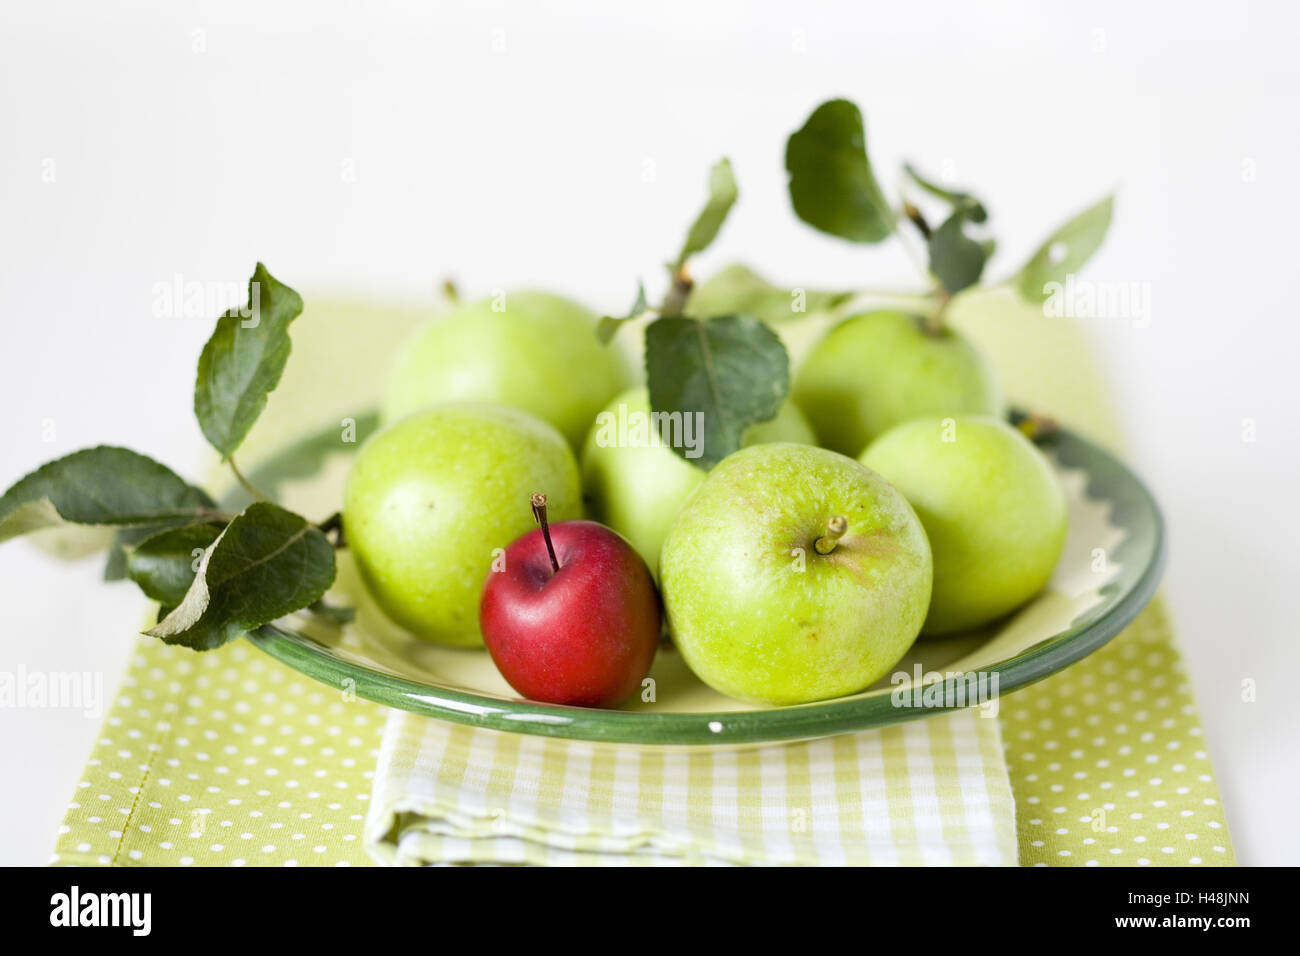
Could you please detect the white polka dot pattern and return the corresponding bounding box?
[1005,599,1234,866]
[52,638,382,867]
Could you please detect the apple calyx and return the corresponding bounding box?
[813,515,848,555]
[530,492,562,574]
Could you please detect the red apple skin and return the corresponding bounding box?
[480,520,661,708]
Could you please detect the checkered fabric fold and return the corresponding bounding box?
[364,709,1019,866]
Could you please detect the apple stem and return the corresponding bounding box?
[923,291,952,336]
[227,454,269,503]
[814,515,848,555]
[530,493,561,574]
[317,512,347,549]
[902,202,933,241]
[660,265,694,318]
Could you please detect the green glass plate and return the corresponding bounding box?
[238,413,1164,748]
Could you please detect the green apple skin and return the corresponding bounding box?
[580,388,817,576]
[381,291,630,448]
[343,404,581,647]
[792,310,1003,456]
[861,416,1068,636]
[659,443,932,705]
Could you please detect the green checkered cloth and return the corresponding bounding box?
[50,291,1234,867]
[366,711,1016,866]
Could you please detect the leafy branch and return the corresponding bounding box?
[783,97,1114,329]
[600,157,791,469]
[598,99,1115,472]
[0,265,347,651]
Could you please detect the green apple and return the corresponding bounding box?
[343,403,581,646]
[861,416,1067,635]
[381,291,631,447]
[659,443,932,705]
[792,310,1003,456]
[580,388,817,575]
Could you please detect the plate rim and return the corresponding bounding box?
[244,420,1166,747]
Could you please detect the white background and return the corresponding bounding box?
[1,1,1297,866]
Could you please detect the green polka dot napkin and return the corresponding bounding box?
[1005,601,1231,866]
[50,290,1234,867]
[365,710,1017,866]
[949,290,1234,866]
[53,639,382,867]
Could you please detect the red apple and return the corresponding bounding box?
[480,494,661,708]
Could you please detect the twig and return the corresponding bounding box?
[227,456,269,503]
[317,512,347,549]
[660,266,694,318]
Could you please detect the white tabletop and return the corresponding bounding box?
[2,0,1297,866]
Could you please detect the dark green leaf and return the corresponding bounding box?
[687,264,854,325]
[1015,195,1114,302]
[596,281,650,345]
[126,522,224,605]
[108,513,240,580]
[785,99,895,243]
[194,263,304,458]
[0,447,216,546]
[146,502,335,651]
[106,525,177,581]
[929,209,990,295]
[645,314,789,469]
[903,163,987,223]
[676,158,738,269]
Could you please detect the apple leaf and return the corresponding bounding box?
[901,163,992,295]
[146,502,335,651]
[106,522,201,580]
[929,207,990,295]
[125,522,224,606]
[194,263,304,459]
[1015,195,1114,302]
[645,314,789,469]
[903,162,987,223]
[596,280,649,345]
[675,158,739,271]
[0,446,217,547]
[688,264,854,325]
[785,99,895,243]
